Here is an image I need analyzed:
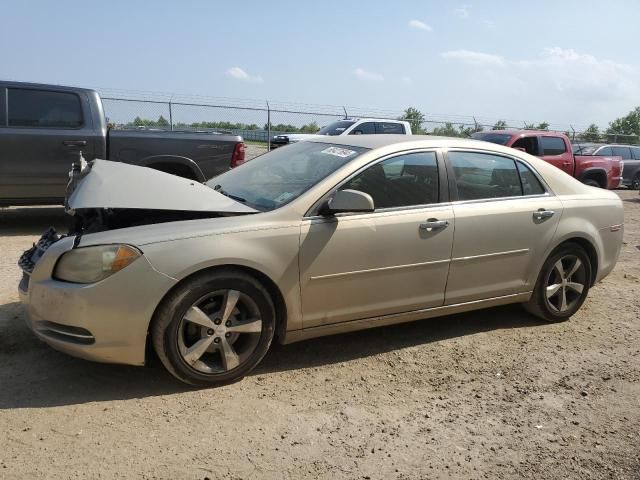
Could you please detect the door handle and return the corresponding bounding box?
[533,209,555,220]
[419,218,449,231]
[63,140,87,147]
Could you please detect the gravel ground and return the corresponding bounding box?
[0,192,638,479]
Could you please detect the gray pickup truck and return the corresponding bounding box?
[0,81,246,206]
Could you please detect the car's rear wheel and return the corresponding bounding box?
[152,270,275,386]
[524,243,592,322]
[631,173,640,190]
[583,178,601,188]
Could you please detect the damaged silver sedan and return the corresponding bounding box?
[18,136,624,385]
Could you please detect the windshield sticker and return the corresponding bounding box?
[321,147,357,158]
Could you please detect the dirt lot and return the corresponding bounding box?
[0,192,638,480]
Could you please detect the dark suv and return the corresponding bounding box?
[573,143,640,189]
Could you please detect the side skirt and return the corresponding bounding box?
[282,292,532,344]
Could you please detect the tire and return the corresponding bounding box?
[151,269,275,386]
[524,243,592,322]
[583,178,601,188]
[631,173,640,190]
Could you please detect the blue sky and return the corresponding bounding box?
[2,0,639,129]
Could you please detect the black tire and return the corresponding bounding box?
[631,173,640,190]
[583,178,601,188]
[151,269,275,386]
[524,243,592,322]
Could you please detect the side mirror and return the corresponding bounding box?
[319,189,375,215]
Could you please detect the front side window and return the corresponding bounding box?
[341,152,439,209]
[612,146,632,159]
[349,122,376,135]
[540,136,567,155]
[449,151,523,200]
[207,142,368,211]
[8,88,83,128]
[376,122,405,134]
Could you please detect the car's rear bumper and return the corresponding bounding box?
[19,237,176,366]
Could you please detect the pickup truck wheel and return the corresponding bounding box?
[632,173,640,190]
[151,270,275,386]
[524,243,591,322]
[583,178,601,188]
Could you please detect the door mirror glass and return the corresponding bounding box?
[321,189,374,215]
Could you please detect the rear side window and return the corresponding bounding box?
[376,122,405,134]
[517,162,545,195]
[633,147,640,160]
[349,122,376,135]
[8,88,83,128]
[449,151,522,200]
[540,136,566,155]
[612,146,632,159]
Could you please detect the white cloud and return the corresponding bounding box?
[441,49,505,67]
[453,5,470,19]
[408,19,432,31]
[225,66,264,83]
[515,47,637,101]
[354,68,384,82]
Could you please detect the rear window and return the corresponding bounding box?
[376,122,405,134]
[541,136,566,155]
[471,132,512,145]
[8,88,83,128]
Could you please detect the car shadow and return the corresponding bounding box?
[0,300,542,409]
[0,206,68,236]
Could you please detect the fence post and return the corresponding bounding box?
[343,106,348,119]
[169,101,173,131]
[266,100,271,152]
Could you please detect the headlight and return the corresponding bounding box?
[54,245,141,284]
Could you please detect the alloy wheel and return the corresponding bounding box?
[544,255,587,313]
[177,289,263,373]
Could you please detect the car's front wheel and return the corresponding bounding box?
[152,269,275,386]
[524,243,592,322]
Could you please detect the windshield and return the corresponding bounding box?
[471,132,512,145]
[206,142,368,211]
[572,144,599,155]
[317,120,356,136]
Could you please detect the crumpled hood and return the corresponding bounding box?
[67,159,258,213]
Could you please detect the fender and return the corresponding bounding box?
[138,154,206,182]
[578,167,607,184]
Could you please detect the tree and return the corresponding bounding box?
[492,120,507,130]
[399,107,426,134]
[580,124,601,142]
[606,106,640,143]
[431,122,465,137]
[156,115,169,127]
[300,121,319,133]
[524,121,549,130]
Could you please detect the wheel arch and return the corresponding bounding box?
[579,167,607,188]
[147,264,288,359]
[549,236,599,286]
[139,154,206,182]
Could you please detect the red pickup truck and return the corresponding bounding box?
[472,130,623,189]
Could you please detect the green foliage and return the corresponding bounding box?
[524,122,549,130]
[606,107,640,143]
[431,122,482,138]
[580,124,601,142]
[492,120,508,130]
[399,107,426,134]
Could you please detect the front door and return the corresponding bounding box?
[444,150,562,304]
[299,151,454,328]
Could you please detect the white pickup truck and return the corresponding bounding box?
[270,118,412,148]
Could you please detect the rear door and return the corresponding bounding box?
[0,86,97,203]
[444,149,562,304]
[539,135,574,176]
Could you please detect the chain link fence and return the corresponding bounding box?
[100,90,639,160]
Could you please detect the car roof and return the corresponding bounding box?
[0,79,97,94]
[307,134,488,149]
[348,118,408,123]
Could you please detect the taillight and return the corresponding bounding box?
[230,142,246,168]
